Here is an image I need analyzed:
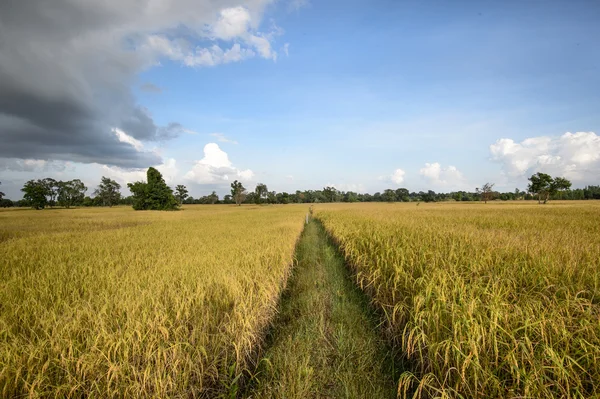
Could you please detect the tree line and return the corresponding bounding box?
[1,170,598,210]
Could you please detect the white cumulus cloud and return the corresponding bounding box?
[212,7,253,39]
[184,143,254,184]
[145,5,281,67]
[419,162,468,190]
[391,169,406,184]
[378,168,406,185]
[490,132,600,183]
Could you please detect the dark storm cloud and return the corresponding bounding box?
[0,0,190,167]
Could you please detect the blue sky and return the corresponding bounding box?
[1,0,599,198]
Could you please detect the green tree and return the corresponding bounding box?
[528,172,553,203]
[0,181,4,201]
[57,179,87,208]
[476,182,495,204]
[127,167,178,210]
[127,181,149,210]
[0,199,13,208]
[344,191,359,202]
[322,186,338,202]
[254,183,268,204]
[175,185,189,205]
[383,189,396,203]
[208,191,219,204]
[94,177,121,207]
[551,177,572,200]
[21,179,49,209]
[231,180,246,206]
[395,188,410,202]
[42,178,58,207]
[528,173,571,204]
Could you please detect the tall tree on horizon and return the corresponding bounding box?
[476,183,495,204]
[57,179,87,208]
[128,167,178,210]
[94,176,121,207]
[254,183,268,204]
[528,173,571,204]
[231,180,246,206]
[175,185,189,205]
[42,178,58,207]
[21,180,49,209]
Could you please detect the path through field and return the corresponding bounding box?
[245,220,398,398]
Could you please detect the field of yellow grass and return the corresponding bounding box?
[0,205,306,397]
[316,201,600,398]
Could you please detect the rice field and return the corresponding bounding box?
[2,201,599,398]
[0,205,306,397]
[316,201,600,398]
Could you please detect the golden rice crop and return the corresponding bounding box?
[0,205,306,398]
[316,201,600,399]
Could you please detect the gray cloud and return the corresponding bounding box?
[0,158,68,173]
[0,0,275,168]
[140,83,163,93]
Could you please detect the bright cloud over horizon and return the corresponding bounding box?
[1,1,599,199]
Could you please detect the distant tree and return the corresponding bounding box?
[208,191,219,204]
[584,185,600,199]
[322,186,338,202]
[57,179,87,208]
[174,185,189,205]
[476,182,495,204]
[383,189,396,203]
[344,191,359,203]
[395,188,410,202]
[528,173,571,204]
[244,192,257,204]
[223,194,233,204]
[0,198,13,208]
[267,191,277,204]
[0,181,4,201]
[42,178,58,207]
[82,196,94,207]
[528,173,553,204]
[552,177,572,200]
[127,167,178,210]
[183,196,195,205]
[277,192,291,204]
[21,179,49,209]
[94,176,121,207]
[254,183,268,204]
[231,180,246,206]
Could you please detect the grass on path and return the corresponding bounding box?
[245,220,398,398]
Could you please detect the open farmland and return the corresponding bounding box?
[316,202,600,398]
[2,201,600,399]
[0,205,306,397]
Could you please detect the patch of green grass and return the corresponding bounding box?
[246,220,398,398]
